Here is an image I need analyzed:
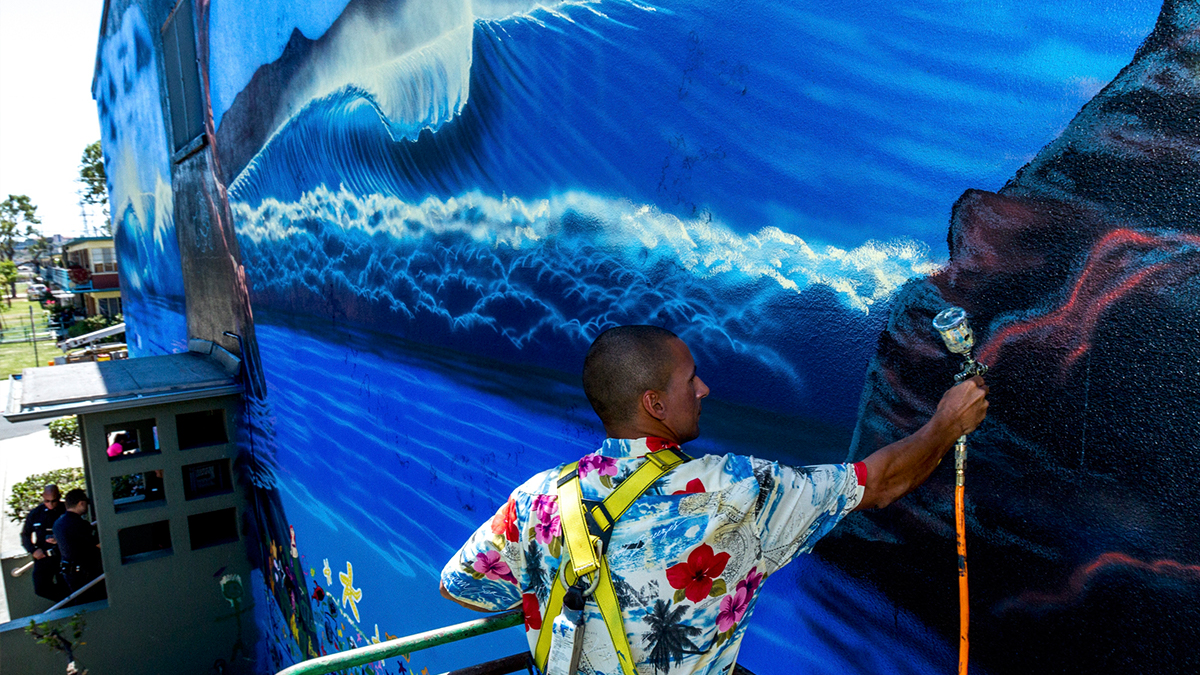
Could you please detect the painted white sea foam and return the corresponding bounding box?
[235,186,942,312]
[475,0,657,23]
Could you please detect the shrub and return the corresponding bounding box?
[6,468,85,524]
[64,314,122,341]
[48,417,79,447]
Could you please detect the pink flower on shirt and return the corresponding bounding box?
[735,566,764,597]
[717,586,750,633]
[472,549,516,584]
[531,494,561,544]
[578,453,617,478]
[534,514,562,544]
[532,494,558,521]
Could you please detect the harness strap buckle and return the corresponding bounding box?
[581,499,614,553]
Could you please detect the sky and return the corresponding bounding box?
[0,0,105,239]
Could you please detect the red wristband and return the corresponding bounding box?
[853,461,868,486]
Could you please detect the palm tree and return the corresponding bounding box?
[526,539,548,602]
[642,599,703,673]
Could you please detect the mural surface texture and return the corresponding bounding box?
[94,4,189,356]
[95,0,1200,674]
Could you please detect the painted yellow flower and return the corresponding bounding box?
[339,561,363,622]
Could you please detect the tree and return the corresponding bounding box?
[641,600,703,673]
[26,612,88,674]
[0,194,41,261]
[0,260,18,301]
[29,235,52,267]
[78,141,111,236]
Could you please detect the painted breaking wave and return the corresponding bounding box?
[209,0,603,136]
[234,186,938,419]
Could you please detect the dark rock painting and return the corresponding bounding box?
[841,3,1200,672]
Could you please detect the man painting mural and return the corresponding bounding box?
[441,325,988,674]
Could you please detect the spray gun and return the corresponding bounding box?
[932,306,987,675]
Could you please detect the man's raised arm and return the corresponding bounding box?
[855,375,989,511]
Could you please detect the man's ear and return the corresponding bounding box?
[641,389,667,421]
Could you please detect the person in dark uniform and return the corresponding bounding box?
[53,489,102,595]
[20,484,67,601]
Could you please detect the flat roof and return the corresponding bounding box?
[4,341,241,421]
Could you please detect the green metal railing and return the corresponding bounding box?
[276,609,523,675]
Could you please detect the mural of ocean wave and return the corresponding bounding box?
[234,188,933,421]
[225,0,1156,248]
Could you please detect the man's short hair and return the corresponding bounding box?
[63,489,88,509]
[583,325,679,426]
[42,484,60,496]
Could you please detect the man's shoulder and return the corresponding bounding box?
[690,451,764,479]
[510,464,569,497]
[28,504,58,521]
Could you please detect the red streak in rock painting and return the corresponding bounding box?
[977,229,1200,369]
[1008,552,1200,609]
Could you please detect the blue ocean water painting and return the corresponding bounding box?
[251,317,958,673]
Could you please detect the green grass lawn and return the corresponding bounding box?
[0,282,59,376]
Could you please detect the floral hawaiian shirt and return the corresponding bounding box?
[440,437,865,675]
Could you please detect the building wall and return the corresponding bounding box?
[96,1,1200,674]
[93,2,189,356]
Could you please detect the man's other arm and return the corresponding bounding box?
[855,376,989,511]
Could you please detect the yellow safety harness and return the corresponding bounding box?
[533,446,691,675]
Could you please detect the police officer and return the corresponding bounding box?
[20,484,67,601]
[53,489,102,595]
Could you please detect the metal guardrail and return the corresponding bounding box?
[275,609,523,675]
[45,573,106,612]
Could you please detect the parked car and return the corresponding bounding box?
[25,283,48,299]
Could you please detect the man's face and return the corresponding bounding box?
[659,339,710,443]
[69,500,89,515]
[42,491,60,509]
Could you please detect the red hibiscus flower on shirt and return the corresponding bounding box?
[522,593,542,631]
[672,478,705,495]
[490,498,519,542]
[645,437,680,452]
[666,544,730,603]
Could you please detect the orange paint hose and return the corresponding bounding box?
[954,436,969,675]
